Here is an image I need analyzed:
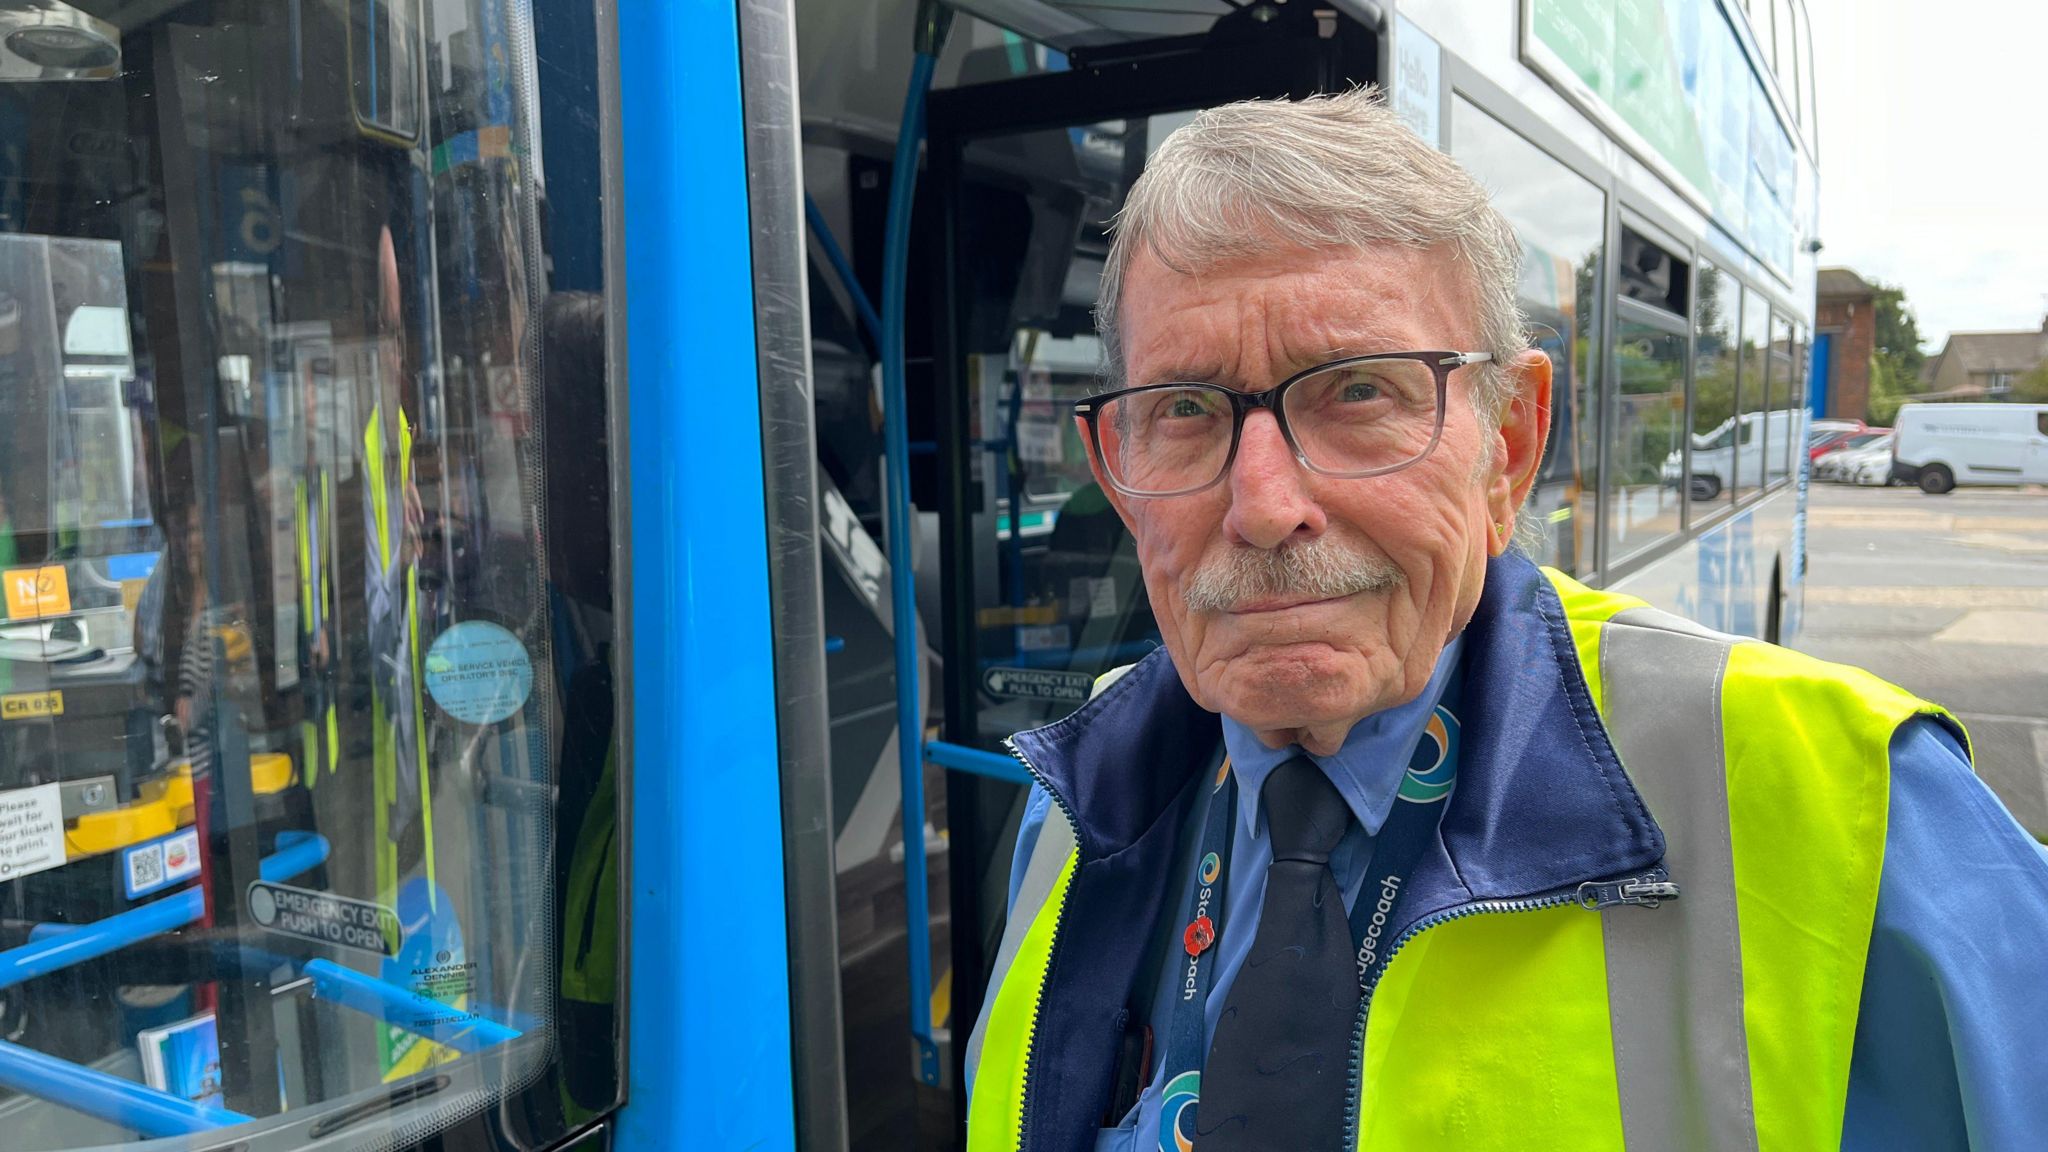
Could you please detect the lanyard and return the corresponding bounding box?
[1157,756,1238,1121]
[1155,671,1464,1146]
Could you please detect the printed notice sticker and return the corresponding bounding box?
[982,666,1093,704]
[423,620,533,726]
[0,783,66,882]
[124,827,203,899]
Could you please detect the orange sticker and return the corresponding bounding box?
[4,566,70,619]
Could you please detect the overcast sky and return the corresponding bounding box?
[1806,0,2048,352]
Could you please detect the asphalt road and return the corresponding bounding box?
[1795,482,2048,838]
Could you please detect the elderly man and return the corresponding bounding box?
[964,91,2048,1152]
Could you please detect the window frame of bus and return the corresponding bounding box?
[1770,311,1797,487]
[1605,209,1692,574]
[1606,301,1691,571]
[1445,89,1608,582]
[1690,259,1738,525]
[1734,281,1771,504]
[0,1,626,1147]
[1440,57,1618,581]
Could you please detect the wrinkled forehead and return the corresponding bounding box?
[1117,240,1481,384]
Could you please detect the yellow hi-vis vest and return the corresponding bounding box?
[966,569,1964,1152]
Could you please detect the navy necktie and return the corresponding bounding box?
[1197,754,1360,1151]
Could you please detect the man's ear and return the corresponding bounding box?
[1486,349,1553,555]
[1077,413,1144,536]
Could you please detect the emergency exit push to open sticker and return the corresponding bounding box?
[248,881,400,957]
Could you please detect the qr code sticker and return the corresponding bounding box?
[128,845,165,893]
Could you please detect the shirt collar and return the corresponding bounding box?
[1221,633,1465,842]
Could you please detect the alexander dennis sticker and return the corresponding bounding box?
[247,881,399,956]
[982,666,1092,704]
[0,784,65,882]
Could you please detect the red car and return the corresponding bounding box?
[1808,419,1869,461]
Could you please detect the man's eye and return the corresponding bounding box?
[1338,378,1383,402]
[1167,396,1210,418]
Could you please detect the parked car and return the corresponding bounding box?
[1847,444,1898,486]
[1891,403,2048,494]
[1808,424,1868,461]
[1817,434,1895,484]
[1814,431,1891,481]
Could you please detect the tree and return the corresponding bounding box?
[1870,284,1926,378]
[1867,354,1916,425]
[1864,282,1927,424]
[2015,361,2048,404]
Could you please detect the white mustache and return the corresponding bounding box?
[1181,536,1405,613]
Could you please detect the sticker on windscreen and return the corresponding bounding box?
[423,620,533,725]
[0,783,65,882]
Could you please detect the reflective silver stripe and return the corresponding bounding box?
[965,804,1077,1086]
[1599,607,1760,1152]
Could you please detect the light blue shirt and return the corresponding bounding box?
[1002,671,2048,1150]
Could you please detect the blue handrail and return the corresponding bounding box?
[0,1036,250,1138]
[302,959,521,1053]
[3,832,331,990]
[882,3,945,1081]
[924,740,1033,788]
[0,828,532,1137]
[803,192,884,349]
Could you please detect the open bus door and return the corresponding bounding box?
[0,1,656,1147]
[811,14,1382,1144]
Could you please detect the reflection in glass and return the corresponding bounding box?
[1734,286,1770,500]
[1609,321,1687,561]
[1450,98,1604,575]
[1770,315,1799,483]
[0,0,615,1146]
[1689,264,1738,509]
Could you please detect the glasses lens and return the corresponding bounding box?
[1095,385,1234,495]
[1282,358,1442,476]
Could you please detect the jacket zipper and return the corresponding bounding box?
[1339,867,1678,1149]
[1003,736,1082,1152]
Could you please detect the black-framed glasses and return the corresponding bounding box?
[1073,351,1493,498]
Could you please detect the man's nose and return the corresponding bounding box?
[1224,410,1326,550]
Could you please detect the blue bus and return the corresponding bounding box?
[0,0,1817,1148]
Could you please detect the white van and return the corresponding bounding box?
[1661,408,1801,500]
[1891,403,2048,494]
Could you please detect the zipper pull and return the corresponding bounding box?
[1577,869,1680,910]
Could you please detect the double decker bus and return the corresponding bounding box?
[0,0,1818,1149]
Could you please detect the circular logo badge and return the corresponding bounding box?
[1199,851,1221,885]
[1397,706,1459,803]
[1160,1070,1201,1152]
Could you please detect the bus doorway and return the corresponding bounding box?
[793,6,1380,1145]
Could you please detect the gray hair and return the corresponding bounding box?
[1095,88,1528,426]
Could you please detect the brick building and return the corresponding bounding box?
[1815,267,1875,419]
